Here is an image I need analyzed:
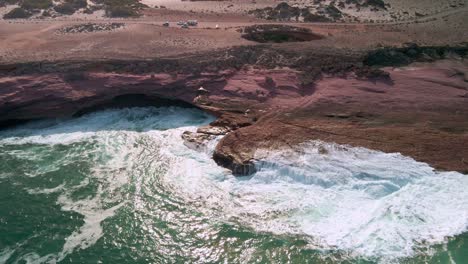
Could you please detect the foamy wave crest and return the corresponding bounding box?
[165,140,468,260]
[0,107,214,263]
[2,106,467,262]
[0,107,213,145]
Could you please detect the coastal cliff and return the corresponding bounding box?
[1,45,467,175]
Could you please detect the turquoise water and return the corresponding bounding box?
[0,107,467,264]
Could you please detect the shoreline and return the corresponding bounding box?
[1,45,467,175]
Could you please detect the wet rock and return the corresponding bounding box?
[197,125,229,135]
[212,151,256,176]
[181,131,215,152]
[318,145,329,155]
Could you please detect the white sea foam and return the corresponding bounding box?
[0,247,15,264]
[2,107,467,262]
[0,107,213,145]
[164,141,468,260]
[0,107,213,263]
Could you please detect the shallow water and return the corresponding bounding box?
[0,107,467,264]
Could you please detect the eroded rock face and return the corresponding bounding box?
[0,59,467,176]
[0,66,311,176]
[0,67,309,124]
[0,71,217,123]
[212,60,468,175]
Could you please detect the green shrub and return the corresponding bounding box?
[364,49,412,66]
[303,12,331,22]
[325,4,342,19]
[83,8,94,14]
[20,0,52,10]
[366,0,386,9]
[90,0,145,17]
[0,0,20,7]
[105,6,138,17]
[67,0,87,9]
[96,0,143,7]
[54,3,76,15]
[3,7,32,19]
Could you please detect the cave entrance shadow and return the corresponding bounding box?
[0,94,214,138]
[72,94,197,117]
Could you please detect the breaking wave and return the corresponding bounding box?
[0,107,467,263]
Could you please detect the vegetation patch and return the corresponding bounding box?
[104,5,137,17]
[364,43,468,67]
[250,2,306,22]
[0,0,20,7]
[249,2,334,22]
[3,7,32,19]
[339,0,387,10]
[56,23,125,34]
[69,0,87,9]
[20,0,53,10]
[325,4,342,19]
[54,3,76,15]
[302,12,332,22]
[353,0,387,10]
[249,1,390,22]
[241,25,324,43]
[93,0,148,17]
[53,0,88,15]
[1,0,147,18]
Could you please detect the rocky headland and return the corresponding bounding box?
[0,44,467,175]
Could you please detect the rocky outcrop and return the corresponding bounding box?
[181,131,216,152]
[0,47,467,176]
[0,72,211,123]
[212,60,468,175]
[213,150,257,176]
[0,65,316,175]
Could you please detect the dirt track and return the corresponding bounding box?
[1,3,467,63]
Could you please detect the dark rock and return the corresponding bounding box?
[212,151,257,176]
[181,131,215,151]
